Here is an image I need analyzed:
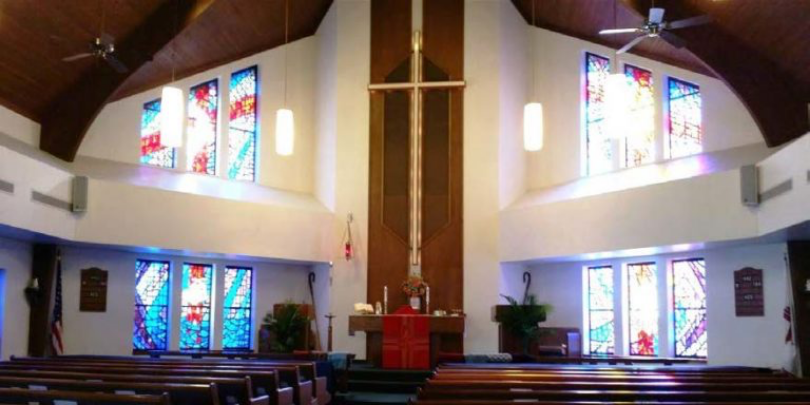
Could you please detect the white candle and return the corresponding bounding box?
[384,286,388,314]
[426,286,430,314]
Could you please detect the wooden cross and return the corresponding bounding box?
[368,27,465,275]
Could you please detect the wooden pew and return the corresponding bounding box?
[0,376,219,405]
[11,357,321,405]
[425,379,810,392]
[0,363,290,405]
[43,355,330,405]
[0,387,171,405]
[413,402,810,405]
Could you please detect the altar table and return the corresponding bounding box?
[348,314,465,368]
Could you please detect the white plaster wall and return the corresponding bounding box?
[756,132,810,236]
[313,3,338,212]
[0,105,39,148]
[319,0,370,358]
[0,236,32,359]
[526,26,764,190]
[527,243,795,370]
[463,0,505,354]
[59,245,314,355]
[79,37,318,195]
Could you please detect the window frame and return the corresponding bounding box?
[583,52,613,177]
[139,99,177,169]
[672,258,708,359]
[621,64,656,169]
[180,262,215,350]
[228,66,260,183]
[187,79,220,176]
[587,265,615,355]
[133,259,171,353]
[665,77,702,159]
[626,261,659,357]
[222,266,254,351]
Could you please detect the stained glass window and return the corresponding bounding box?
[134,260,170,350]
[180,263,213,350]
[673,258,707,358]
[229,67,258,181]
[627,262,658,356]
[585,53,613,176]
[588,265,615,355]
[187,80,219,175]
[624,65,655,168]
[222,266,253,350]
[140,100,176,168]
[667,78,702,159]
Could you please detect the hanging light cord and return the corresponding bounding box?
[283,0,289,108]
[531,0,536,101]
[171,0,178,83]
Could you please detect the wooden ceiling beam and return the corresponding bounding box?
[39,0,216,162]
[622,0,809,147]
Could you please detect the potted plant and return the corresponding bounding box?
[402,274,427,311]
[495,294,553,355]
[262,302,310,353]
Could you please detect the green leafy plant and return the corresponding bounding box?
[263,303,309,353]
[497,294,553,355]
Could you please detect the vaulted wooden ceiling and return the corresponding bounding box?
[0,0,807,160]
[0,0,332,160]
[512,0,810,148]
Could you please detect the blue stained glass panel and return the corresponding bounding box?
[140,100,175,168]
[668,78,702,158]
[229,67,258,181]
[180,263,213,350]
[222,266,253,350]
[585,53,613,176]
[673,258,707,358]
[628,263,659,356]
[588,265,614,355]
[187,80,219,175]
[134,260,170,350]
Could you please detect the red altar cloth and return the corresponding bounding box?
[382,306,430,369]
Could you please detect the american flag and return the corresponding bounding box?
[51,253,64,356]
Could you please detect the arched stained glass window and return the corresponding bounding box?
[140,100,176,168]
[228,67,259,181]
[584,53,613,176]
[623,65,655,168]
[627,262,658,356]
[222,266,253,350]
[134,260,170,350]
[180,263,213,350]
[673,258,707,358]
[667,78,702,159]
[187,80,219,175]
[587,265,615,355]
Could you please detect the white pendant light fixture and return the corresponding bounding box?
[160,0,183,148]
[276,0,295,156]
[604,0,631,140]
[523,0,544,152]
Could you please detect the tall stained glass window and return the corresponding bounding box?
[587,265,615,355]
[134,260,170,350]
[187,80,219,175]
[667,78,702,159]
[624,65,655,168]
[140,99,176,168]
[181,263,213,350]
[229,67,259,181]
[222,266,253,350]
[627,262,658,356]
[673,258,707,358]
[585,53,613,176]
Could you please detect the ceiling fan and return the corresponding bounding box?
[62,33,129,73]
[599,7,712,54]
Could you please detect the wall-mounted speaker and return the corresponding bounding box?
[72,176,89,213]
[740,164,759,207]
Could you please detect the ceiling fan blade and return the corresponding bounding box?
[599,28,642,35]
[617,35,647,54]
[648,7,665,24]
[104,54,129,73]
[667,14,712,30]
[62,53,93,62]
[660,30,687,48]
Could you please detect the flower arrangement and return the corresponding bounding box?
[402,274,427,297]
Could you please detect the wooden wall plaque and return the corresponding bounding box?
[80,267,108,312]
[734,267,764,317]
